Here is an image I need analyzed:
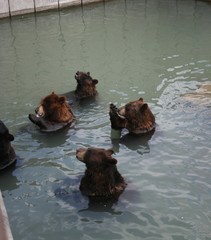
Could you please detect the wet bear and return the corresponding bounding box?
[0,120,16,170]
[74,71,98,99]
[29,92,75,132]
[76,147,126,199]
[109,97,155,134]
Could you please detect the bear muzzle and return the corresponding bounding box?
[76,148,87,162]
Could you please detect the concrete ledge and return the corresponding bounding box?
[35,0,58,12]
[0,0,10,18]
[0,0,106,19]
[59,0,81,8]
[9,0,35,16]
[0,191,13,240]
[82,0,104,4]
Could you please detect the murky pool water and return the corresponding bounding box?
[0,0,211,239]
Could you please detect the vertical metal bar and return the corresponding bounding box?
[7,0,11,18]
[33,0,36,13]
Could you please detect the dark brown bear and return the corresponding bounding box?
[76,147,126,199]
[74,71,98,99]
[109,97,155,134]
[0,120,16,170]
[29,92,75,132]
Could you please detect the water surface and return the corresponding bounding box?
[0,0,211,239]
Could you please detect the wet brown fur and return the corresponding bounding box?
[0,121,16,167]
[37,92,74,123]
[76,148,126,198]
[109,97,155,134]
[75,71,98,99]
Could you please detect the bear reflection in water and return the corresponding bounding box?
[0,164,19,191]
[111,129,155,155]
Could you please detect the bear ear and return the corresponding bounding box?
[139,97,144,102]
[87,72,90,76]
[7,133,14,142]
[4,130,14,142]
[58,96,66,104]
[140,103,148,113]
[106,149,114,156]
[105,156,117,165]
[93,79,98,85]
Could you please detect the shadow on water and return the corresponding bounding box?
[23,122,74,148]
[54,177,140,215]
[54,177,86,209]
[78,197,122,215]
[54,176,122,214]
[79,187,142,214]
[111,129,155,154]
[0,163,20,191]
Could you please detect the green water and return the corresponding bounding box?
[0,0,211,239]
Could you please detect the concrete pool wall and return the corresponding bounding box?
[0,0,107,18]
[0,191,13,240]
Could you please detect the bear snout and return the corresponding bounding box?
[75,71,80,81]
[76,148,87,162]
[35,105,45,117]
[117,107,126,119]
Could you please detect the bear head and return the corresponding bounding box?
[75,71,98,99]
[0,120,16,170]
[109,97,155,134]
[76,147,126,198]
[28,92,75,132]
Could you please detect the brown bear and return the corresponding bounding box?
[76,147,126,199]
[28,92,75,132]
[74,71,98,99]
[109,97,155,134]
[0,120,16,170]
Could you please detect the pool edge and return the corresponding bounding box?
[0,0,107,19]
[0,190,13,240]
